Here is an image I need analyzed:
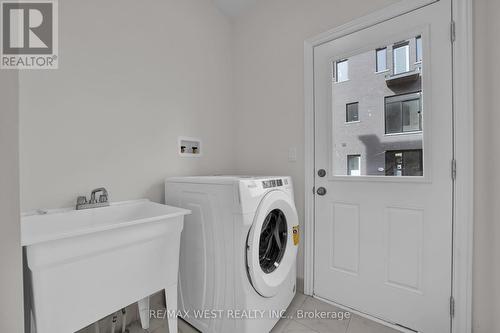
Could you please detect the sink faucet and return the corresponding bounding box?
[76,187,110,210]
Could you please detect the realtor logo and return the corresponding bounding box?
[1,0,58,69]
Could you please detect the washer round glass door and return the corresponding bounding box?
[247,190,298,297]
[259,209,288,274]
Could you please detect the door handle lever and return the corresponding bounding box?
[316,187,327,196]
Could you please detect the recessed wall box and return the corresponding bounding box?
[178,137,202,157]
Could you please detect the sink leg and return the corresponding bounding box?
[165,284,178,333]
[138,296,150,329]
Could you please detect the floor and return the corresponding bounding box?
[122,293,402,333]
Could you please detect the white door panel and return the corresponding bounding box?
[313,1,452,332]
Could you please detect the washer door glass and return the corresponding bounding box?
[259,209,288,274]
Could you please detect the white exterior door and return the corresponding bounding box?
[313,1,453,332]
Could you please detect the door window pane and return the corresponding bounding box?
[347,155,361,176]
[416,36,422,62]
[336,59,349,82]
[376,48,387,72]
[332,35,424,177]
[346,102,359,122]
[393,43,409,74]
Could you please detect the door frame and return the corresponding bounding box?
[303,1,473,332]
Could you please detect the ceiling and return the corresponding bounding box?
[213,0,257,18]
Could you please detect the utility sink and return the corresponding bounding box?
[22,199,190,333]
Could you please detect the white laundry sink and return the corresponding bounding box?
[22,199,190,333]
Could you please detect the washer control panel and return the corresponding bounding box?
[262,178,288,189]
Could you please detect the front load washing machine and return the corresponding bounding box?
[165,176,299,333]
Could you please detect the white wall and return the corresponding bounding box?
[0,71,23,331]
[19,0,236,211]
[232,0,398,290]
[472,1,500,332]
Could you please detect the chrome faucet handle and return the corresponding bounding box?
[77,196,87,205]
[90,187,108,204]
[76,188,109,210]
[99,194,108,203]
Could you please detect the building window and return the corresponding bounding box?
[385,92,422,134]
[346,102,359,122]
[347,155,361,176]
[385,150,423,176]
[335,59,349,82]
[393,42,410,74]
[376,48,387,72]
[416,36,422,62]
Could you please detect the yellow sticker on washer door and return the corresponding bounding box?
[293,226,299,245]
